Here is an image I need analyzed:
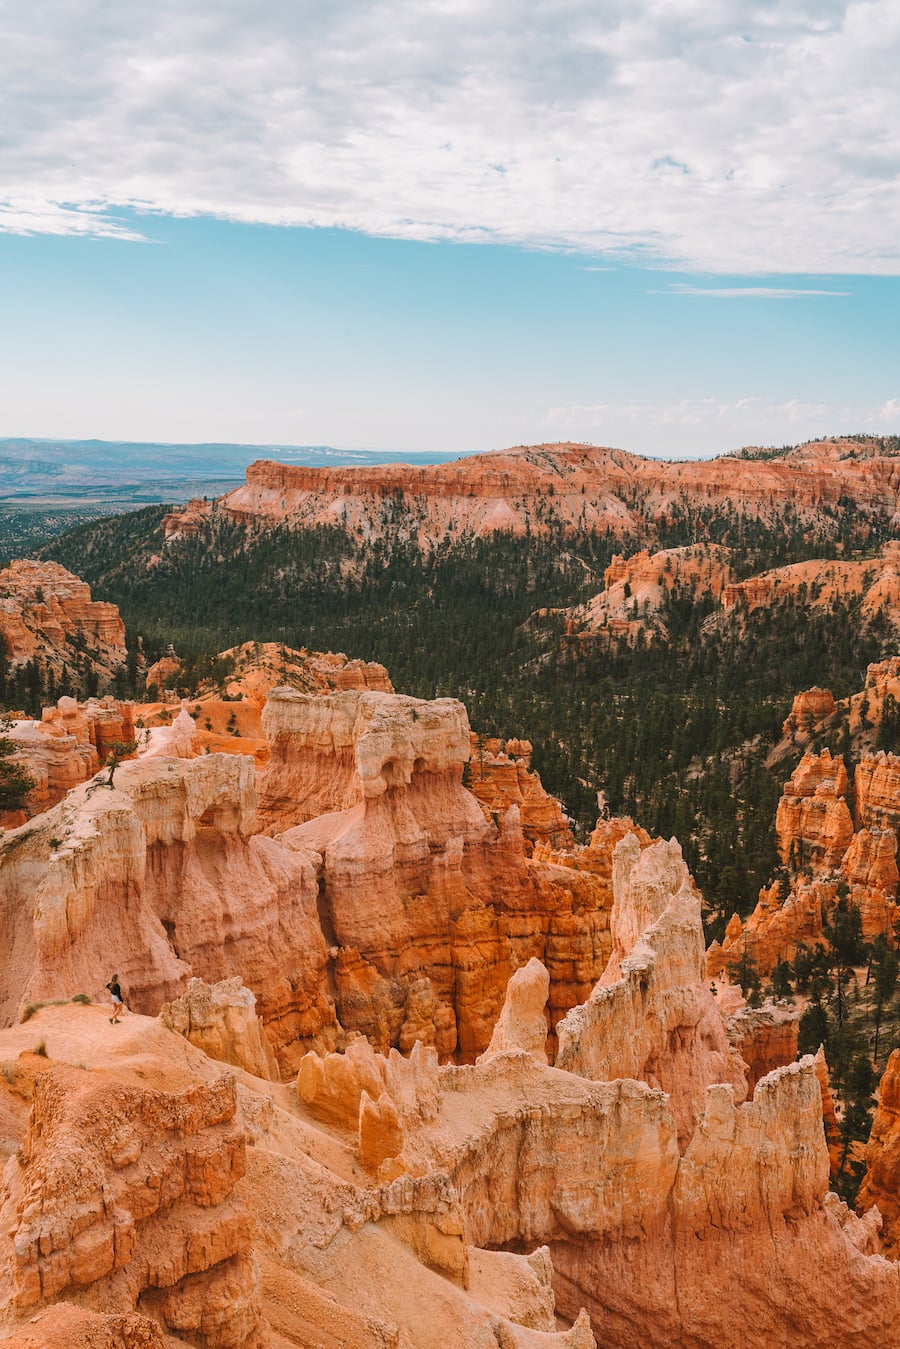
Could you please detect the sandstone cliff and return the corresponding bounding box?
[3,695,136,821]
[0,1004,599,1349]
[3,812,900,1347]
[556,835,747,1146]
[858,1047,900,1255]
[264,687,623,1059]
[162,438,900,547]
[288,850,900,1348]
[709,744,900,979]
[563,543,732,646]
[721,545,900,633]
[468,734,574,852]
[0,559,126,678]
[0,1036,267,1347]
[0,754,336,1073]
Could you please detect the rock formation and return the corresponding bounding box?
[286,836,900,1347]
[709,744,900,979]
[476,958,550,1066]
[0,1048,267,1347]
[721,547,900,630]
[467,734,574,852]
[563,543,732,646]
[556,835,747,1146]
[1,696,137,826]
[159,978,280,1081]
[162,438,900,547]
[264,687,622,1059]
[0,1004,600,1348]
[726,1000,800,1091]
[858,1047,900,1255]
[771,657,900,765]
[0,560,126,678]
[775,749,853,871]
[0,754,336,1073]
[3,799,900,1346]
[0,683,650,1080]
[146,641,392,704]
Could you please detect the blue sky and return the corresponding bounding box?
[2,1,899,458]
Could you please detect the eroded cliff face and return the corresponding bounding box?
[721,546,900,628]
[555,836,747,1147]
[2,807,899,1347]
[0,1006,600,1349]
[162,439,900,546]
[563,543,732,647]
[289,841,900,1348]
[858,1048,900,1255]
[0,755,336,1072]
[709,745,900,979]
[468,735,574,853]
[0,1053,267,1348]
[4,696,137,821]
[0,686,644,1081]
[264,688,622,1061]
[726,1001,800,1091]
[0,560,126,678]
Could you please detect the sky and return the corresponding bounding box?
[2,0,899,459]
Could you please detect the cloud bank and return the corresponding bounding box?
[542,396,900,452]
[3,1,900,272]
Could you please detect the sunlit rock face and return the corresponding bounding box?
[556,835,747,1148]
[0,754,336,1072]
[0,1060,268,1348]
[709,747,900,980]
[0,559,126,674]
[263,687,623,1062]
[164,439,900,546]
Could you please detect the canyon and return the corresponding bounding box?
[8,429,900,1345]
[3,646,900,1346]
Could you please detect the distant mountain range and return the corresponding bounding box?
[0,439,480,500]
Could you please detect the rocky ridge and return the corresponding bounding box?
[0,560,126,678]
[5,627,900,1342]
[0,686,642,1076]
[162,438,900,546]
[467,734,574,853]
[709,737,900,979]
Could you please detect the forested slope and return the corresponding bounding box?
[40,482,899,924]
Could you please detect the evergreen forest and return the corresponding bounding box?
[38,494,900,929]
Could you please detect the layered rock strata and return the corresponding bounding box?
[726,1000,800,1091]
[468,735,574,852]
[0,1056,268,1347]
[0,755,335,1072]
[709,746,900,979]
[163,438,900,546]
[290,844,900,1348]
[564,543,732,646]
[556,835,747,1147]
[265,688,622,1059]
[0,559,126,677]
[858,1048,900,1255]
[160,978,280,1082]
[4,696,137,820]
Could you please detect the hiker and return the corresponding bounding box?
[106,973,125,1024]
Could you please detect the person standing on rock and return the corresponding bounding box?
[106,974,126,1024]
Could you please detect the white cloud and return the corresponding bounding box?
[659,285,852,298]
[2,1,900,272]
